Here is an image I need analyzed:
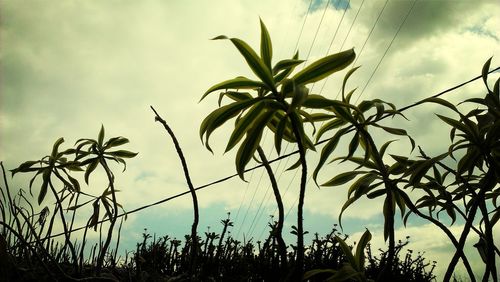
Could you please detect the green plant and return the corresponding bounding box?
[304,229,372,282]
[200,19,355,278]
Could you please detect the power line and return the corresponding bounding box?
[354,0,418,104]
[34,66,500,242]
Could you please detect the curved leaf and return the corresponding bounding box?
[84,158,99,185]
[51,137,65,158]
[225,101,266,152]
[355,230,371,271]
[108,150,138,159]
[38,169,51,205]
[342,66,360,101]
[201,77,265,101]
[292,48,355,85]
[313,127,349,185]
[235,109,276,180]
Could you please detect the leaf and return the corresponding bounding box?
[347,173,377,199]
[346,131,360,159]
[423,97,459,113]
[259,18,273,69]
[201,77,265,101]
[355,230,371,271]
[272,59,304,74]
[235,110,275,180]
[11,160,40,175]
[84,158,99,185]
[51,137,65,158]
[321,171,366,187]
[274,114,288,155]
[108,150,138,158]
[482,57,492,92]
[342,66,360,101]
[273,51,300,82]
[335,235,356,268]
[105,137,129,149]
[379,140,397,159]
[228,38,275,90]
[292,48,355,85]
[200,98,263,151]
[383,196,395,242]
[98,125,105,147]
[38,169,51,205]
[436,114,471,136]
[316,118,346,142]
[218,91,252,106]
[313,128,349,185]
[225,101,266,152]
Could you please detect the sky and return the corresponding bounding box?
[1,0,499,279]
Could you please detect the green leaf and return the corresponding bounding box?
[200,98,263,151]
[274,114,288,155]
[273,51,300,83]
[235,110,275,180]
[436,114,471,136]
[316,118,346,142]
[321,171,366,187]
[272,58,304,74]
[38,169,51,205]
[11,160,40,176]
[313,127,349,185]
[342,66,360,101]
[423,97,459,113]
[201,77,265,101]
[108,150,138,158]
[355,230,371,271]
[98,125,105,147]
[482,57,492,92]
[335,235,356,268]
[225,101,266,152]
[84,158,99,185]
[347,173,377,199]
[346,131,360,159]
[292,48,355,85]
[218,91,252,106]
[51,137,65,158]
[105,137,129,149]
[259,18,273,69]
[383,196,395,242]
[228,38,275,90]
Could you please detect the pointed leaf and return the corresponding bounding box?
[259,18,273,69]
[342,66,360,101]
[38,169,51,205]
[292,48,355,85]
[355,230,371,271]
[84,158,99,185]
[98,125,105,147]
[51,137,65,158]
[201,77,265,101]
[108,150,138,158]
[225,101,266,152]
[313,127,349,185]
[321,171,366,187]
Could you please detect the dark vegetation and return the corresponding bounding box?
[1,21,499,281]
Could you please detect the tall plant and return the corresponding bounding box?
[312,67,416,280]
[199,19,355,278]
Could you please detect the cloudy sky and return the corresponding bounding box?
[1,0,499,279]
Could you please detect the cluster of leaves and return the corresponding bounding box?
[0,126,137,280]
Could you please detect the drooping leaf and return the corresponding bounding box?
[225,101,266,152]
[84,158,99,185]
[105,137,129,149]
[342,66,360,102]
[201,77,265,101]
[382,195,396,242]
[424,97,459,113]
[272,59,304,74]
[200,98,263,151]
[11,160,40,176]
[313,127,349,185]
[235,109,276,180]
[335,235,356,268]
[38,169,51,205]
[274,114,288,155]
[259,18,273,69]
[482,57,492,92]
[316,118,346,142]
[292,48,355,85]
[218,91,252,106]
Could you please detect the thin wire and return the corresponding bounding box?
[321,0,390,98]
[294,0,314,54]
[34,67,500,243]
[338,0,365,52]
[354,0,418,104]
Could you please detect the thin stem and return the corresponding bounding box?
[150,105,199,276]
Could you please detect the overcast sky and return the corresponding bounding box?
[1,0,499,279]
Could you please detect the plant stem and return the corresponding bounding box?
[289,114,307,281]
[257,146,287,273]
[151,106,199,276]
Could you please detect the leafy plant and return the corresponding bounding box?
[200,19,355,277]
